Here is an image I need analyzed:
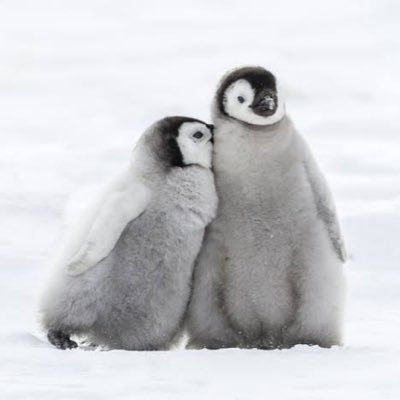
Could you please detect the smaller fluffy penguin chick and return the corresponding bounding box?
[186,66,346,350]
[41,116,217,351]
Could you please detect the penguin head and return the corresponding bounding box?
[146,116,214,169]
[216,66,285,126]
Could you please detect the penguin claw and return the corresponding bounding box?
[48,329,78,350]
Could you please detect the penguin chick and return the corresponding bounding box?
[186,66,346,350]
[41,116,217,350]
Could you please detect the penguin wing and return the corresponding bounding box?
[303,157,347,263]
[65,170,152,276]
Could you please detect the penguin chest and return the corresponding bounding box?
[216,165,310,333]
[220,209,295,334]
[108,207,203,323]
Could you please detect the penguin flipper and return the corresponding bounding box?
[66,172,151,276]
[303,158,347,263]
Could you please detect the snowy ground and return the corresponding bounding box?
[1,0,400,398]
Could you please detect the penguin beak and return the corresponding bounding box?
[207,124,214,143]
[251,90,277,117]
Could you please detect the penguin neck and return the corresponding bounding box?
[213,112,296,153]
[212,112,299,186]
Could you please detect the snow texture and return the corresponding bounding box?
[0,0,399,399]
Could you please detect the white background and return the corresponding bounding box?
[1,0,399,399]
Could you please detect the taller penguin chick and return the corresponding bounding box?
[41,116,217,350]
[186,67,346,349]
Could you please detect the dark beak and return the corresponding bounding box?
[207,124,214,143]
[251,90,278,117]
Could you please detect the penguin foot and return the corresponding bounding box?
[47,329,78,350]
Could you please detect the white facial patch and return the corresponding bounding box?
[177,122,213,169]
[223,79,285,126]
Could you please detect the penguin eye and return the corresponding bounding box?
[237,96,245,104]
[193,131,204,139]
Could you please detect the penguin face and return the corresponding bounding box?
[154,116,214,169]
[177,120,214,169]
[217,67,285,126]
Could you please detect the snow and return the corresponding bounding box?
[1,0,400,398]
